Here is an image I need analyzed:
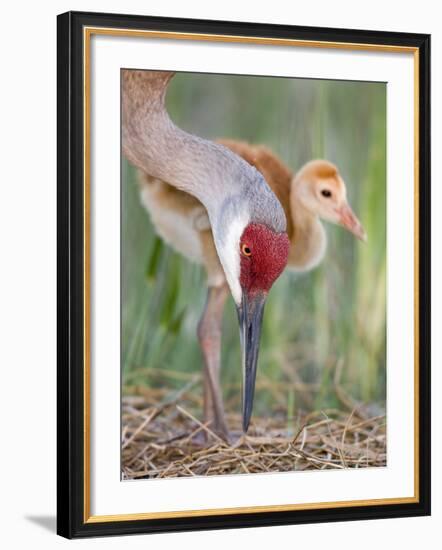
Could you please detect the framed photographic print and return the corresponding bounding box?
[57,11,431,538]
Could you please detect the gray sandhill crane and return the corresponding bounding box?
[122,71,290,435]
[136,141,366,438]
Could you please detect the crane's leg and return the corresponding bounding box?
[197,284,229,439]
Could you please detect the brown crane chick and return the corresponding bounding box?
[136,140,366,438]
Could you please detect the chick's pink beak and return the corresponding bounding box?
[338,203,367,242]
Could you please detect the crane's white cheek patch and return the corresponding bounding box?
[215,216,249,305]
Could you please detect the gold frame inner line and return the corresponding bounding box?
[82,26,420,524]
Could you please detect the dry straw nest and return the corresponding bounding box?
[122,377,386,480]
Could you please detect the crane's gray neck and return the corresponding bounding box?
[122,70,286,236]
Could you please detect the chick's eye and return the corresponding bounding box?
[241,244,252,257]
[321,189,332,198]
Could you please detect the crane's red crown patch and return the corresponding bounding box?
[239,223,289,294]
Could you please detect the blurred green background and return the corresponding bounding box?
[122,72,386,418]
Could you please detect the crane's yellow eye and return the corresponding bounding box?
[241,244,252,257]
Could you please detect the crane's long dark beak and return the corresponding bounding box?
[236,291,266,433]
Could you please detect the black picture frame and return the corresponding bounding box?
[57,10,431,539]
